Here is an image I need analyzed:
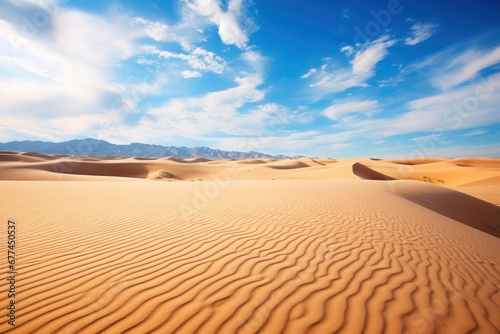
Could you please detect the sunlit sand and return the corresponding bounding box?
[1,152,499,333]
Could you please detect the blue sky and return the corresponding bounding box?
[0,0,499,158]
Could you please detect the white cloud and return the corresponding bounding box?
[331,143,351,150]
[185,0,257,49]
[241,50,266,75]
[432,46,500,90]
[352,36,396,79]
[302,35,396,94]
[6,0,58,9]
[133,17,170,41]
[462,129,487,137]
[0,2,170,140]
[103,51,271,142]
[154,47,227,74]
[181,70,202,78]
[324,100,379,120]
[410,133,443,142]
[52,10,142,66]
[405,23,438,46]
[132,17,194,50]
[340,45,354,56]
[351,72,500,138]
[423,144,500,158]
[203,130,323,154]
[300,68,317,79]
[290,72,500,154]
[0,55,50,78]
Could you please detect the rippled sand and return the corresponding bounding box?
[0,153,499,333]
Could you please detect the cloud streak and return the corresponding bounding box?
[324,100,379,120]
[405,22,438,46]
[432,46,500,90]
[302,35,396,94]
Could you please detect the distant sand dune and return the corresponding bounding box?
[0,153,47,163]
[236,159,270,164]
[1,153,498,204]
[450,158,500,168]
[266,160,310,170]
[0,180,498,334]
[352,162,395,181]
[184,158,213,163]
[388,158,448,165]
[12,161,150,178]
[20,152,60,159]
[298,158,327,167]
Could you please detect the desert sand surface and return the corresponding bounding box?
[1,153,499,333]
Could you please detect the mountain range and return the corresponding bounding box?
[0,138,292,160]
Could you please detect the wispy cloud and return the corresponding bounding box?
[431,46,500,90]
[405,22,438,46]
[423,143,500,158]
[462,129,488,137]
[153,47,227,74]
[410,133,444,142]
[323,100,379,120]
[302,35,396,94]
[351,36,396,79]
[133,17,192,50]
[300,68,317,79]
[339,72,500,140]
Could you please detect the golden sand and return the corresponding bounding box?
[0,153,499,333]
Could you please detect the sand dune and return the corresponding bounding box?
[236,159,270,164]
[352,162,395,181]
[13,160,150,179]
[1,153,499,203]
[20,152,60,160]
[391,180,500,237]
[0,152,500,205]
[388,158,448,165]
[1,153,499,333]
[0,180,499,334]
[266,160,310,170]
[184,158,213,163]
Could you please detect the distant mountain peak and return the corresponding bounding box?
[0,138,291,160]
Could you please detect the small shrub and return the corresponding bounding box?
[421,176,432,183]
[151,170,175,180]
